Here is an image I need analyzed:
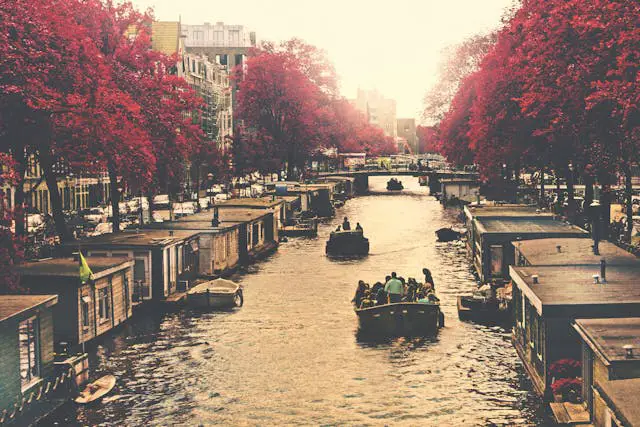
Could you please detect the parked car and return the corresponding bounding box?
[81,207,106,225]
[153,194,170,209]
[173,201,196,218]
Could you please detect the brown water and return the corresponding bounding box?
[46,177,546,426]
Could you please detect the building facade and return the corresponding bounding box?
[355,89,397,139]
[396,118,417,154]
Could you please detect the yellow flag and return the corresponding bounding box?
[79,252,93,284]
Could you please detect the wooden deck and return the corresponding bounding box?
[164,292,187,304]
[549,402,592,425]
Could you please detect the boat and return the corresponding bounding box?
[386,178,404,191]
[186,278,243,309]
[355,302,443,337]
[418,176,428,186]
[333,199,345,209]
[436,227,463,242]
[326,230,369,256]
[281,218,318,237]
[457,285,512,322]
[74,375,116,404]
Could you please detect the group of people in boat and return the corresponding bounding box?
[352,268,438,309]
[335,217,363,232]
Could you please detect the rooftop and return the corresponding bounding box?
[215,197,285,209]
[476,217,587,236]
[598,378,640,426]
[77,229,198,247]
[17,257,133,279]
[510,265,640,316]
[179,209,270,223]
[465,205,555,220]
[517,238,639,266]
[0,295,58,323]
[143,221,239,232]
[574,318,640,364]
[440,178,480,184]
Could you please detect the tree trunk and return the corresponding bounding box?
[39,150,73,242]
[13,151,27,237]
[107,162,121,234]
[286,144,296,181]
[600,185,611,240]
[539,167,545,208]
[565,163,576,222]
[624,166,633,242]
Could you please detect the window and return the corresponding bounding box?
[225,234,231,258]
[19,317,40,388]
[489,245,504,277]
[98,287,110,322]
[81,296,90,328]
[123,273,130,314]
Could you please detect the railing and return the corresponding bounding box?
[0,367,74,425]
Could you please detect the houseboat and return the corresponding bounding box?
[439,178,480,204]
[572,318,640,426]
[17,256,135,349]
[71,230,200,304]
[470,216,588,284]
[510,264,640,397]
[0,295,60,425]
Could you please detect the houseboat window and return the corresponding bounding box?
[489,245,503,277]
[98,287,110,321]
[123,273,130,313]
[225,234,231,258]
[90,252,107,257]
[260,223,264,240]
[111,252,129,258]
[19,316,40,387]
[81,296,90,327]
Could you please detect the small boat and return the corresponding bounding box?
[187,278,243,309]
[457,285,511,322]
[386,178,404,191]
[74,375,116,404]
[436,227,463,242]
[281,218,318,237]
[355,302,443,337]
[333,199,345,209]
[326,230,369,256]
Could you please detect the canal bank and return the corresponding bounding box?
[42,176,547,426]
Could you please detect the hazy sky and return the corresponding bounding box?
[130,0,513,119]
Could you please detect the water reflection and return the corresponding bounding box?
[46,176,546,426]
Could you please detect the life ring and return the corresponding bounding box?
[234,289,244,307]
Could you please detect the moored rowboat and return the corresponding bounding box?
[74,375,116,404]
[187,278,243,309]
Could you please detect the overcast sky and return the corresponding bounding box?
[130,0,513,119]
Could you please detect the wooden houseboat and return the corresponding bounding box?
[72,230,200,304]
[510,264,640,397]
[471,217,588,283]
[439,178,480,204]
[18,257,134,349]
[515,237,639,267]
[0,295,58,422]
[572,318,640,427]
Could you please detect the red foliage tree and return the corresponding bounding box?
[416,125,439,154]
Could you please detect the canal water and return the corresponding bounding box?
[47,177,546,426]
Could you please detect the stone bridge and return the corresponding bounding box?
[315,169,479,193]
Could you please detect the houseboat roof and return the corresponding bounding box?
[510,265,640,316]
[77,230,198,248]
[464,205,554,220]
[475,217,587,236]
[517,238,639,266]
[440,178,479,184]
[597,378,640,426]
[142,221,239,232]
[574,318,640,364]
[179,209,271,223]
[214,196,286,209]
[0,295,58,324]
[16,257,134,279]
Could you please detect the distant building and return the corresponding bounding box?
[397,118,417,154]
[355,89,397,139]
[150,21,182,55]
[181,22,256,72]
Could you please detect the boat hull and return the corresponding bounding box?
[436,228,462,242]
[74,375,116,404]
[457,296,511,323]
[187,291,240,309]
[355,303,441,337]
[326,238,369,256]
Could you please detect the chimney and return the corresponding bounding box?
[624,344,635,359]
[600,259,606,283]
[556,245,562,253]
[531,275,539,284]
